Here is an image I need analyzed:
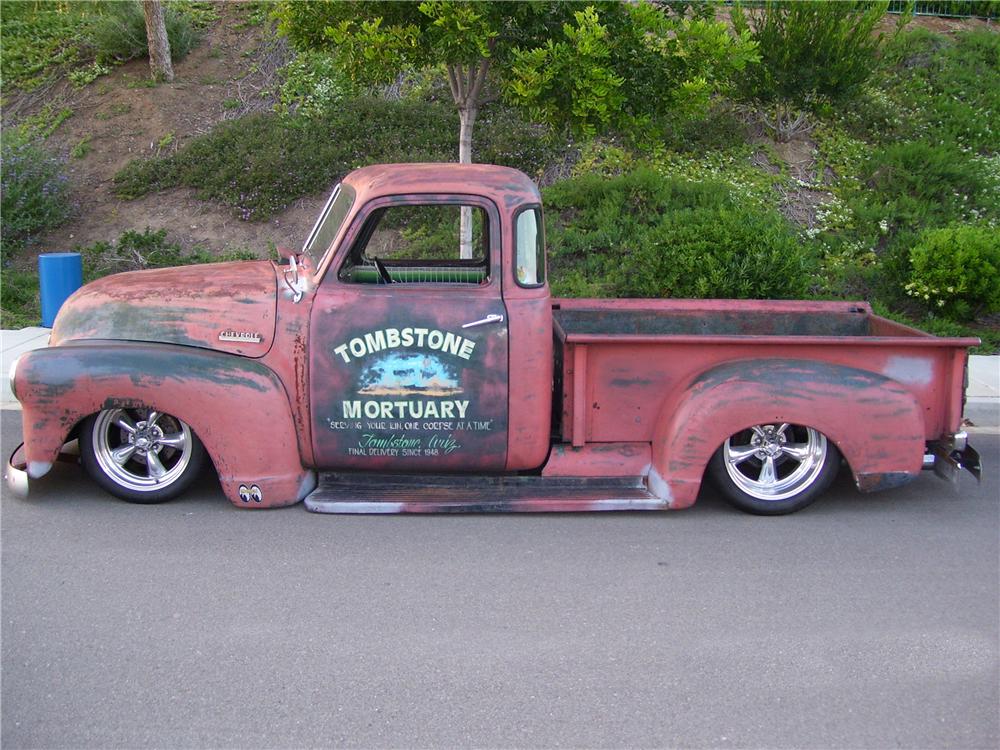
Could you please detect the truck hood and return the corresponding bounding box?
[50,261,278,358]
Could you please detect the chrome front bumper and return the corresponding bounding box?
[5,443,29,497]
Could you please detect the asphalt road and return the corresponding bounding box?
[2,409,998,749]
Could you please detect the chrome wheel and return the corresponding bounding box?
[723,423,828,502]
[90,408,194,493]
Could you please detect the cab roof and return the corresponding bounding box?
[341,163,541,213]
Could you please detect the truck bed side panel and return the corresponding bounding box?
[561,341,965,444]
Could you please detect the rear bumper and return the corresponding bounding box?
[923,431,982,483]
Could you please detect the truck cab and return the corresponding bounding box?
[301,164,552,474]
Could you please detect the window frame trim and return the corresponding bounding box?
[328,193,503,291]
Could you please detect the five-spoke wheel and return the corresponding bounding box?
[709,423,840,514]
[80,408,205,503]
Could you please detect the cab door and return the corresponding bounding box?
[308,196,509,472]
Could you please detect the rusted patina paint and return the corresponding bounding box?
[856,472,917,492]
[648,359,927,508]
[314,163,541,285]
[542,442,651,478]
[554,300,976,445]
[14,343,308,508]
[51,261,277,358]
[503,290,552,470]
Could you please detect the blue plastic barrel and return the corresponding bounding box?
[38,252,83,327]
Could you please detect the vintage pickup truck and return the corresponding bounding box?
[6,163,982,514]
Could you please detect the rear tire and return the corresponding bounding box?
[709,423,840,515]
[80,408,205,503]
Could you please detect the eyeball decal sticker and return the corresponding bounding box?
[238,484,263,503]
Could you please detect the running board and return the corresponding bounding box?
[303,473,664,514]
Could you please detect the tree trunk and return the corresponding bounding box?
[143,0,174,82]
[447,55,492,261]
[458,106,477,260]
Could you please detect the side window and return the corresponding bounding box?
[515,207,545,287]
[339,204,490,285]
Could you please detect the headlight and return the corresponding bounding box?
[8,354,21,401]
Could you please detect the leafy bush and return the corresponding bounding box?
[905,224,1000,321]
[0,137,71,254]
[67,61,112,88]
[544,169,814,299]
[114,98,558,220]
[731,0,889,139]
[276,50,358,116]
[731,0,889,107]
[86,1,198,64]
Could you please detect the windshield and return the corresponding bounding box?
[302,183,355,267]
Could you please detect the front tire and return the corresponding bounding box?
[709,423,840,515]
[80,408,205,503]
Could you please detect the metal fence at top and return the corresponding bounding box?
[887,1,997,19]
[710,1,999,21]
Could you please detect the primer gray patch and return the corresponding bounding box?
[883,356,933,387]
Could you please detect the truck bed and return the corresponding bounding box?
[552,298,979,446]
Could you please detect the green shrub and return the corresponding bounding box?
[67,61,112,88]
[0,137,71,254]
[276,50,357,116]
[623,206,813,299]
[114,98,557,220]
[544,169,814,299]
[731,0,889,107]
[86,1,198,64]
[905,224,1000,321]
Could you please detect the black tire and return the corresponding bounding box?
[708,423,840,515]
[79,408,206,503]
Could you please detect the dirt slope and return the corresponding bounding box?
[16,5,324,261]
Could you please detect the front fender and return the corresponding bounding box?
[14,342,313,508]
[649,359,926,508]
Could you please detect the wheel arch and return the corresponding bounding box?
[648,358,926,508]
[14,342,313,508]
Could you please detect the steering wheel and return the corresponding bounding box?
[373,257,393,284]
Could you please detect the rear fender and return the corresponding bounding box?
[14,343,312,508]
[649,359,926,508]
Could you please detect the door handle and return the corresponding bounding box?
[462,313,504,329]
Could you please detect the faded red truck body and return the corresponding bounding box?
[6,164,981,514]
